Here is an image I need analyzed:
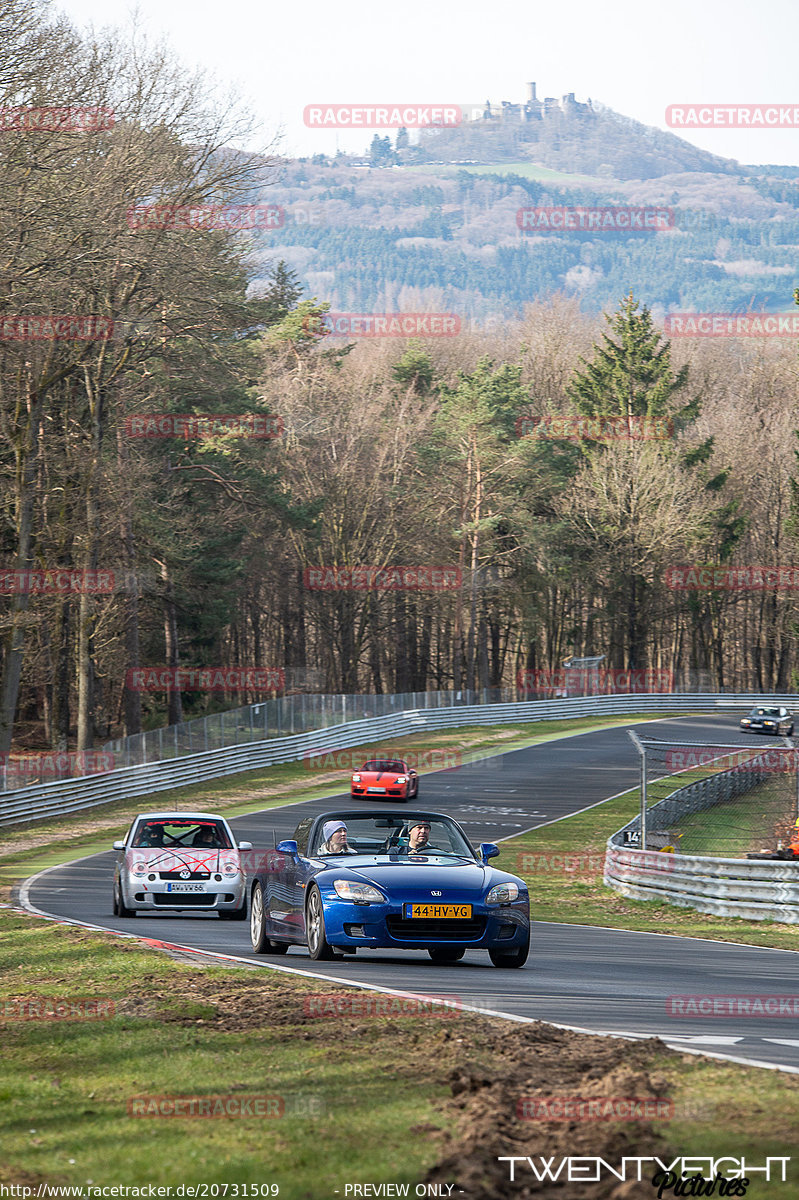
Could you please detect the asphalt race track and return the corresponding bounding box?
[21,714,799,1072]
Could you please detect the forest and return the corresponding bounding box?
[2,0,799,761]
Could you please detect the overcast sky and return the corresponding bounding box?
[54,0,799,167]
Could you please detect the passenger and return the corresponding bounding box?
[138,824,163,847]
[320,820,357,855]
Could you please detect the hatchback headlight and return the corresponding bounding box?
[131,860,146,876]
[486,882,520,904]
[222,858,239,876]
[333,880,386,903]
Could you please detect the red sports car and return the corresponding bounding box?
[350,758,419,801]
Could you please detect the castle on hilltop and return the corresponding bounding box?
[472,82,594,123]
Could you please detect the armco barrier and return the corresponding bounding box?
[605,745,799,922]
[0,691,791,827]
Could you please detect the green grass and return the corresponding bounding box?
[667,775,796,856]
[1,907,798,1194]
[505,787,799,950]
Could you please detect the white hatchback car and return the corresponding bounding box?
[112,811,252,919]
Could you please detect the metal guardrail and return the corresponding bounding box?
[605,745,799,923]
[0,690,793,828]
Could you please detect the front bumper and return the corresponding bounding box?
[121,874,246,912]
[318,895,529,950]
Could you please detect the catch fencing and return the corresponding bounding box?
[605,735,799,923]
[0,691,790,827]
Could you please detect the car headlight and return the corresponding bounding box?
[131,860,146,876]
[333,880,386,903]
[741,719,750,726]
[486,882,520,904]
[395,775,407,783]
[222,858,239,876]
[352,774,361,782]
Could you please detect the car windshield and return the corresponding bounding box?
[310,814,476,860]
[362,760,406,773]
[132,821,232,849]
[752,708,781,717]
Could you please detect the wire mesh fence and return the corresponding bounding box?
[629,736,799,857]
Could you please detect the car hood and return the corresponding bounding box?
[125,848,234,871]
[316,856,523,892]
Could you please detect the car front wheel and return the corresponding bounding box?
[489,938,529,968]
[250,883,269,952]
[113,878,133,918]
[306,886,335,960]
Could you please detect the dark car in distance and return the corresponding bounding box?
[740,706,794,736]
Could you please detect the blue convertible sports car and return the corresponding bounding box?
[248,809,530,967]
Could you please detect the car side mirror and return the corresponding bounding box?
[237,841,253,851]
[113,841,125,850]
[276,839,299,859]
[480,843,500,862]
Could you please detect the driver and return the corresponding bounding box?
[320,820,357,855]
[406,820,436,854]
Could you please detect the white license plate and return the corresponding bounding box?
[166,882,206,892]
[367,786,386,793]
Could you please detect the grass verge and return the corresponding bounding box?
[1,906,798,1197]
[506,788,799,951]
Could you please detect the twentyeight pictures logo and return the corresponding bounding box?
[306,313,461,338]
[303,104,461,128]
